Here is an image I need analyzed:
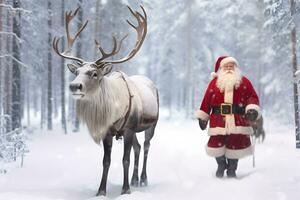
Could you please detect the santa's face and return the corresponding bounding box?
[222,62,235,73]
[216,63,242,92]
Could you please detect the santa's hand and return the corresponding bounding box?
[198,119,208,130]
[245,109,258,122]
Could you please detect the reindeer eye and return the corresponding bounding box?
[91,72,98,79]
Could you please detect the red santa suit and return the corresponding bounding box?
[196,56,261,159]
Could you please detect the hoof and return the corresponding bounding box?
[130,177,139,187]
[96,190,106,196]
[121,188,131,195]
[140,174,148,187]
[140,179,148,187]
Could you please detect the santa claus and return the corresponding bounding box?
[195,56,261,178]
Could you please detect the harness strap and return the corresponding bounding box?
[112,71,133,140]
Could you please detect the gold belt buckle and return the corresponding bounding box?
[221,103,232,115]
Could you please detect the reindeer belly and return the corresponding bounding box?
[130,76,159,128]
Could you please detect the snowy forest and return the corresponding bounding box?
[1,0,300,200]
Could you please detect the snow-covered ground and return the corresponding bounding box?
[0,116,300,200]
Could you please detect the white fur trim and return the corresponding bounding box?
[246,104,261,119]
[224,90,233,104]
[224,89,235,133]
[195,110,210,121]
[208,126,254,135]
[211,72,218,79]
[225,146,253,159]
[225,115,235,133]
[220,57,238,68]
[205,145,225,157]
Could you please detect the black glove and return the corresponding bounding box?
[198,119,208,130]
[245,109,258,122]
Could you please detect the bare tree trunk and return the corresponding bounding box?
[292,28,299,148]
[0,68,2,115]
[41,77,46,129]
[256,0,265,109]
[94,0,102,58]
[4,67,12,132]
[68,87,74,127]
[61,0,67,134]
[26,71,30,127]
[0,0,3,114]
[185,0,193,117]
[54,85,58,118]
[4,8,12,132]
[290,0,300,148]
[20,67,25,122]
[148,47,158,83]
[177,84,182,111]
[73,0,83,132]
[11,0,21,130]
[33,82,38,117]
[47,0,53,130]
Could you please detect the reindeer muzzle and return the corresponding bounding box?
[69,83,85,99]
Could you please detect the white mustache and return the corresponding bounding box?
[226,70,234,74]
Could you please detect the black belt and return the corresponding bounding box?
[211,104,245,115]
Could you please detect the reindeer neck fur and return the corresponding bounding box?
[76,75,129,144]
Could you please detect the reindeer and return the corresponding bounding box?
[53,6,159,196]
[250,116,265,142]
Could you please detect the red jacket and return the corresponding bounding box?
[196,76,260,136]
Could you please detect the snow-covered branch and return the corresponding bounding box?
[0,3,31,14]
[0,54,29,68]
[0,32,23,43]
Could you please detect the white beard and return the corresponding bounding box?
[216,67,242,134]
[216,68,242,92]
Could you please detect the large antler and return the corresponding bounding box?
[94,35,128,63]
[95,5,147,66]
[53,7,88,64]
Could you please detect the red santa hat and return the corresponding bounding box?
[211,56,239,79]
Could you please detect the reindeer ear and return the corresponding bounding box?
[102,63,113,75]
[67,63,78,74]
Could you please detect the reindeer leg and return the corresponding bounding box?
[96,134,113,196]
[130,133,141,187]
[140,124,156,187]
[121,130,134,195]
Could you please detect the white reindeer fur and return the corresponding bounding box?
[75,71,158,144]
[76,73,130,144]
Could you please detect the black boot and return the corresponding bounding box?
[215,155,227,178]
[227,159,238,178]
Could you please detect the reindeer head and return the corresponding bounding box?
[66,62,112,99]
[53,6,147,99]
